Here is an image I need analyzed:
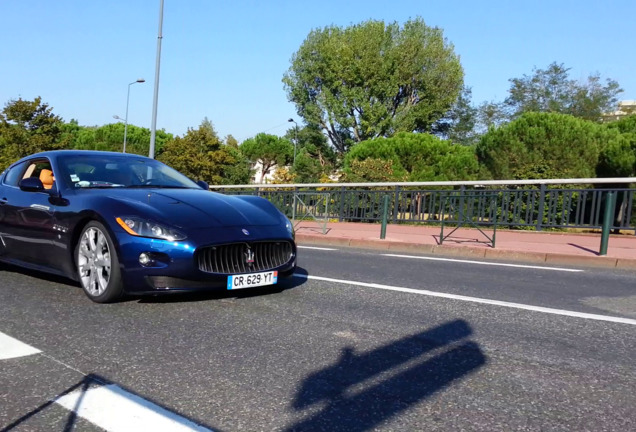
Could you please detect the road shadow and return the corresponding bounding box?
[0,373,221,432]
[285,319,486,431]
[432,234,491,247]
[295,226,332,234]
[0,260,81,288]
[568,243,600,256]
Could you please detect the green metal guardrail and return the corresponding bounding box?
[212,178,636,236]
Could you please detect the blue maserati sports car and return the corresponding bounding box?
[0,151,297,302]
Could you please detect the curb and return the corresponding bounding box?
[295,233,636,270]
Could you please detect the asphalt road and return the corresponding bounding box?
[1,247,635,431]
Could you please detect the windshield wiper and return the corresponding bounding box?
[125,185,193,189]
[76,183,125,189]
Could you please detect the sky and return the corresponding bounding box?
[1,0,634,143]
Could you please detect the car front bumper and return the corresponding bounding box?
[112,224,297,294]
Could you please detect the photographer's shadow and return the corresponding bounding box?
[286,319,486,431]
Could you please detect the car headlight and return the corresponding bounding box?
[281,214,294,238]
[116,217,187,241]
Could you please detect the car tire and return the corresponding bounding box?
[75,221,124,303]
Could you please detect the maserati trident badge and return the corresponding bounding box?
[242,228,250,236]
[244,247,255,265]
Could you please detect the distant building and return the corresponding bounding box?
[602,100,636,122]
[250,161,278,184]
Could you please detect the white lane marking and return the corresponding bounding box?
[55,384,214,432]
[383,253,583,273]
[0,331,41,360]
[295,274,636,326]
[297,246,338,251]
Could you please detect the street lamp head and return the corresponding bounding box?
[122,79,145,153]
[113,115,123,121]
[288,118,294,123]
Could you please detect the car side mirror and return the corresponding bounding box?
[197,180,209,190]
[19,177,45,192]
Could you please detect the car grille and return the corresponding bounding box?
[197,241,294,274]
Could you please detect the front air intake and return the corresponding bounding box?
[197,241,293,274]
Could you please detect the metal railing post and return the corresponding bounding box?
[393,185,400,223]
[292,187,298,222]
[536,184,546,231]
[600,191,617,255]
[339,187,345,222]
[440,193,446,245]
[459,185,466,224]
[380,195,390,239]
[492,194,498,248]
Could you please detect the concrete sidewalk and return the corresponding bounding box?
[293,221,636,270]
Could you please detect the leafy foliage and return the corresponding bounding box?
[605,114,636,134]
[224,134,239,148]
[283,18,464,153]
[476,112,605,179]
[505,62,623,122]
[475,101,511,133]
[433,86,479,145]
[598,115,636,177]
[61,121,173,156]
[341,158,406,183]
[0,97,68,169]
[240,133,293,183]
[270,166,297,184]
[285,124,337,183]
[344,132,481,181]
[158,120,252,185]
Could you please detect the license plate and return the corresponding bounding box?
[227,271,278,290]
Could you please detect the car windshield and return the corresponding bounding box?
[57,154,201,189]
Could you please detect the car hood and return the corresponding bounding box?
[103,188,280,229]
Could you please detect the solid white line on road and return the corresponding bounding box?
[0,331,41,360]
[382,253,584,273]
[55,384,214,432]
[297,246,338,251]
[295,274,636,326]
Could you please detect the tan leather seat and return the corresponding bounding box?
[39,169,55,189]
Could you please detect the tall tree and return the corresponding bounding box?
[344,132,481,181]
[240,133,293,183]
[476,112,604,180]
[158,120,251,185]
[66,122,173,156]
[505,62,623,122]
[598,115,636,178]
[475,101,511,133]
[284,124,337,182]
[342,158,407,183]
[283,18,464,153]
[0,97,68,169]
[224,134,239,148]
[433,86,479,145]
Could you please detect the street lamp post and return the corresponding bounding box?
[287,118,298,166]
[287,118,299,222]
[149,0,165,159]
[123,79,145,153]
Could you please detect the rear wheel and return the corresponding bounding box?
[75,221,124,303]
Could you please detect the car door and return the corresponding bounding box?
[0,159,64,270]
[0,169,8,256]
[0,161,29,258]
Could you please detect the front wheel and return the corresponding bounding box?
[75,221,124,303]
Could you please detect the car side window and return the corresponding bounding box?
[3,162,27,187]
[22,159,56,190]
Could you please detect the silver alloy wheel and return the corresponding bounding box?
[78,227,111,296]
